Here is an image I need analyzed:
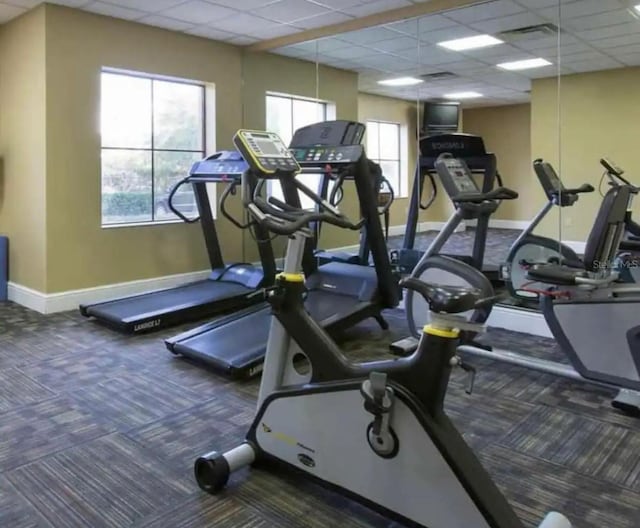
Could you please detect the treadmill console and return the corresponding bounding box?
[435,155,480,199]
[291,145,364,166]
[189,151,249,182]
[233,130,300,175]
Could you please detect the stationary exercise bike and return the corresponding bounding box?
[501,159,594,302]
[193,129,571,528]
[406,153,640,415]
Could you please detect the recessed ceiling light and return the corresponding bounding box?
[443,92,483,99]
[497,58,552,70]
[377,77,424,86]
[635,4,640,13]
[438,34,503,51]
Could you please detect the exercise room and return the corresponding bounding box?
[0,0,638,526]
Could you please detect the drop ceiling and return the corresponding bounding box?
[274,0,640,107]
[0,0,638,107]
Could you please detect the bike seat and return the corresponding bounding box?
[526,264,588,286]
[400,277,481,314]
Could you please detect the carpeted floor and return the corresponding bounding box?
[1,229,639,528]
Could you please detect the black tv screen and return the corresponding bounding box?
[424,102,459,129]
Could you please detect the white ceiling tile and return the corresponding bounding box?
[227,35,260,45]
[384,17,419,35]
[311,0,362,8]
[606,43,640,55]
[420,24,480,44]
[97,0,184,11]
[445,0,525,24]
[139,14,195,31]
[537,0,627,20]
[371,36,420,52]
[294,11,353,29]
[47,0,94,6]
[84,2,145,20]
[470,11,548,34]
[324,45,379,60]
[341,0,412,17]
[245,24,300,39]
[613,53,640,66]
[579,22,640,41]
[0,3,26,22]
[159,1,237,24]
[559,57,623,73]
[253,0,329,23]
[563,9,637,31]
[416,14,460,32]
[210,0,277,7]
[590,33,640,48]
[512,0,559,8]
[207,12,275,33]
[3,0,42,8]
[315,37,354,51]
[186,25,238,41]
[561,50,614,63]
[340,27,403,45]
[460,42,522,59]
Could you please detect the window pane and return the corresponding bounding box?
[292,99,325,136]
[379,160,400,196]
[153,80,203,150]
[101,73,151,148]
[266,95,293,146]
[379,123,399,160]
[153,151,203,221]
[102,149,152,224]
[366,121,379,159]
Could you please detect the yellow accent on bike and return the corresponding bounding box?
[277,272,305,283]
[423,325,459,338]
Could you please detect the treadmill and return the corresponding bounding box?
[165,121,399,378]
[80,151,276,334]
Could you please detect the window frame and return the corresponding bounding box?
[265,92,331,211]
[100,68,207,228]
[366,119,407,198]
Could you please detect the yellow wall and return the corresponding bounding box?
[462,104,533,221]
[0,8,47,291]
[44,5,243,293]
[29,5,358,293]
[531,67,640,241]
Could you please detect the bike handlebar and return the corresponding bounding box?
[243,169,364,236]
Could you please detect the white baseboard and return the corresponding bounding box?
[8,269,211,314]
[486,305,552,338]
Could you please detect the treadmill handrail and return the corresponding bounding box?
[168,177,200,223]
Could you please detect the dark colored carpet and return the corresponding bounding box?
[1,229,638,528]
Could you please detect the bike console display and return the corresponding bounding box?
[233,130,300,175]
[291,145,364,166]
[189,151,249,182]
[435,155,480,199]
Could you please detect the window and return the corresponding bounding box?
[100,70,205,226]
[266,93,328,210]
[366,120,404,197]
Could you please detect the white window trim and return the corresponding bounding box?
[99,68,214,229]
[265,92,335,210]
[366,119,408,198]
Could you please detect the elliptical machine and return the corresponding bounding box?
[193,129,571,528]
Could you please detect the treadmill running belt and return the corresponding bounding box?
[168,290,377,377]
[85,280,250,322]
